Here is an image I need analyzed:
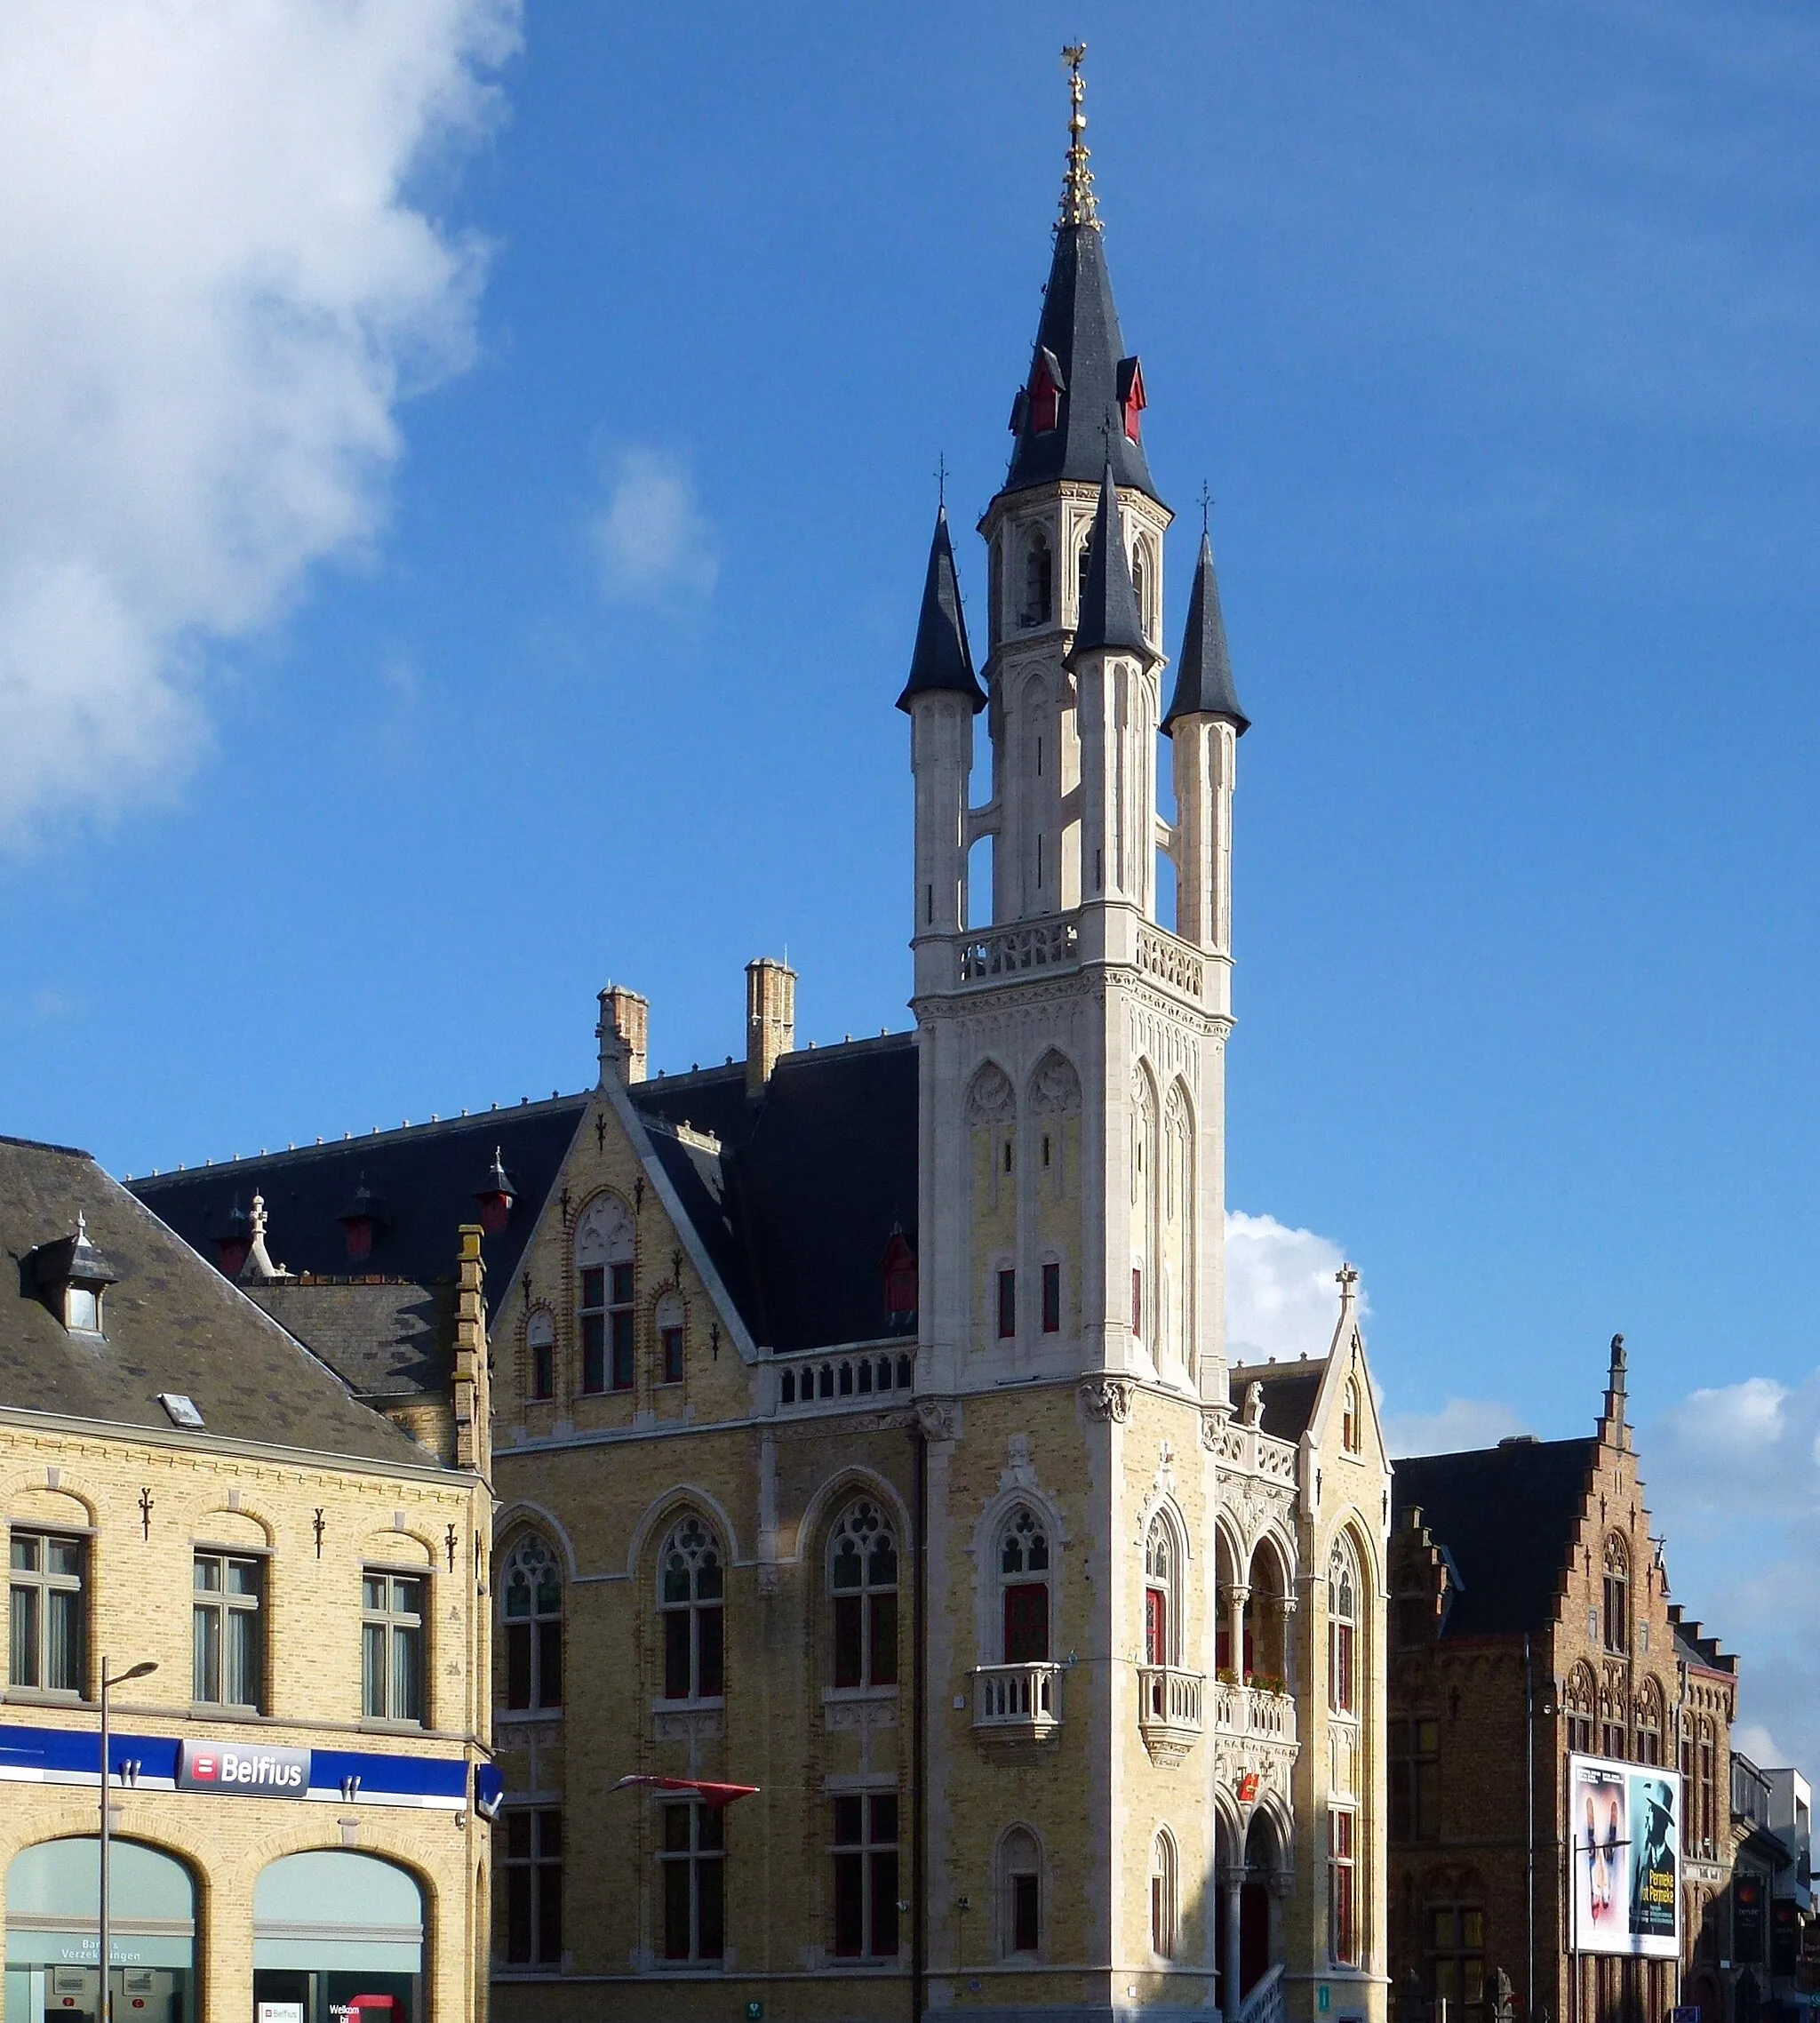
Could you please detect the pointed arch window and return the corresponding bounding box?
[574,1195,635,1394]
[1329,1541,1358,1715]
[1077,538,1091,618]
[1131,546,1147,636]
[502,1532,563,1712]
[659,1515,724,1702]
[1602,1534,1629,1654]
[1022,529,1052,628]
[1343,1377,1362,1454]
[1635,1677,1664,1767]
[526,1309,555,1402]
[999,1507,1051,1664]
[1150,1829,1177,1959]
[829,1498,898,1690]
[1565,1660,1597,1755]
[656,1290,684,1386]
[998,1827,1042,1958]
[1144,1514,1180,1671]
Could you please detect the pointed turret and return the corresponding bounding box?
[1002,52,1158,504]
[1066,462,1148,667]
[897,507,985,713]
[1163,531,1249,734]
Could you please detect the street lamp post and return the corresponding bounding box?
[98,1656,157,2023]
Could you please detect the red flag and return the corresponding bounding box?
[611,1775,759,1811]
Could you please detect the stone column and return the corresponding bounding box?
[1227,1585,1250,1683]
[1222,1865,1246,2023]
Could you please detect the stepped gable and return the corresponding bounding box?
[1,1133,422,1464]
[1392,1436,1600,1639]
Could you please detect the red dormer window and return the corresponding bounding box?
[339,1179,383,1262]
[881,1229,917,1326]
[1028,348,1065,436]
[1117,356,1146,443]
[474,1146,515,1235]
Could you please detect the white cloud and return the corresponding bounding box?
[589,446,718,606]
[1645,1370,1820,1775]
[0,0,521,850]
[1224,1209,1356,1365]
[1382,1396,1529,1459]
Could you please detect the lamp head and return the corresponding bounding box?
[117,1660,157,1684]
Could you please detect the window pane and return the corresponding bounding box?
[11,1536,38,1571]
[833,1595,863,1689]
[663,1806,692,1853]
[831,1543,862,1592]
[997,1269,1016,1338]
[1042,1261,1060,1332]
[580,1267,603,1309]
[11,1584,38,1687]
[1463,1910,1484,1949]
[663,1611,690,1699]
[47,1540,80,1579]
[195,1556,220,1592]
[194,1604,219,1701]
[506,1811,532,1859]
[1431,1911,1455,1948]
[1435,1962,1458,2002]
[873,1850,899,1955]
[538,1620,563,1708]
[538,1865,563,1966]
[362,1621,386,1716]
[698,1605,724,1697]
[834,1796,863,1846]
[833,1850,863,1955]
[42,1587,76,1693]
[611,1262,634,1306]
[1013,1872,1041,1954]
[698,1805,724,1852]
[228,1558,259,1596]
[506,1622,531,1710]
[581,1313,605,1392]
[1465,1963,1485,2006]
[871,1795,898,1844]
[392,1577,423,1619]
[538,1810,563,1857]
[226,1606,259,1707]
[1004,1584,1049,1664]
[698,1856,724,1960]
[696,1555,723,1602]
[662,1860,691,1959]
[870,1595,898,1685]
[611,1310,635,1389]
[363,1575,387,1612]
[506,1865,531,1964]
[391,1622,422,1722]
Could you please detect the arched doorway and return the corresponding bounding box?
[4,1837,196,2023]
[252,1851,425,2023]
[1241,1810,1283,1995]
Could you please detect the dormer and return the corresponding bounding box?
[474,1147,515,1235]
[24,1212,118,1334]
[215,1195,251,1276]
[338,1178,385,1262]
[1116,356,1145,443]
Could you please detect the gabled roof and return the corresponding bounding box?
[1066,461,1148,667]
[628,1034,920,1355]
[1163,530,1249,734]
[897,507,985,713]
[132,1099,586,1323]
[245,1279,450,1402]
[1393,1437,1600,1639]
[0,1135,429,1466]
[1229,1357,1327,1443]
[1002,221,1159,505]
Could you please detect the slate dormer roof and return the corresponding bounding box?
[1228,1357,1328,1443]
[1163,530,1249,734]
[897,507,985,714]
[1003,220,1159,506]
[1066,461,1149,668]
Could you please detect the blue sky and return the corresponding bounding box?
[2,2,1818,1756]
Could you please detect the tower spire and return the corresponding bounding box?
[1059,44,1099,230]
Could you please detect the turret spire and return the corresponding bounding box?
[1059,44,1099,231]
[1163,530,1249,733]
[1066,461,1148,667]
[897,506,985,713]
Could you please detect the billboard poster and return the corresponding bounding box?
[1570,1753,1680,1960]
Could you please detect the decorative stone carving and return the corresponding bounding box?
[1030,1050,1082,1115]
[963,1062,1016,1125]
[1078,1377,1132,1423]
[915,1399,958,1443]
[1243,1380,1265,1427]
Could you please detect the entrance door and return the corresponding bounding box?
[1240,1879,1270,1996]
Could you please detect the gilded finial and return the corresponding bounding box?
[1059,43,1100,230]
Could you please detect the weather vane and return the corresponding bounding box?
[935,452,947,508]
[1058,43,1099,229]
[1200,481,1212,535]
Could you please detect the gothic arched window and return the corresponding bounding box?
[1144,1514,1180,1671]
[501,1532,563,1712]
[1329,1540,1358,1715]
[1635,1676,1664,1766]
[829,1498,898,1690]
[525,1308,555,1402]
[659,1515,724,1702]
[999,1506,1051,1665]
[1602,1534,1630,1655]
[1022,529,1052,628]
[574,1194,635,1394]
[1150,1829,1177,1958]
[998,1826,1042,1958]
[1130,545,1147,635]
[656,1289,684,1386]
[1343,1377,1362,1454]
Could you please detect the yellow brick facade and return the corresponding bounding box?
[1,1407,491,2023]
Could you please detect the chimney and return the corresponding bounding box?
[746,956,796,1099]
[596,984,650,1085]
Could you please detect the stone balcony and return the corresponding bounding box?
[1137,1664,1204,1766]
[970,1662,1063,1745]
[1212,1680,1297,1747]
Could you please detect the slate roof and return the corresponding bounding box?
[629,1034,920,1355]
[1067,462,1149,668]
[1393,1437,1600,1640]
[1230,1358,1326,1443]
[244,1279,450,1402]
[1163,531,1249,734]
[0,1134,428,1466]
[135,1038,922,1362]
[1003,221,1159,505]
[132,1099,587,1323]
[898,507,985,713]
